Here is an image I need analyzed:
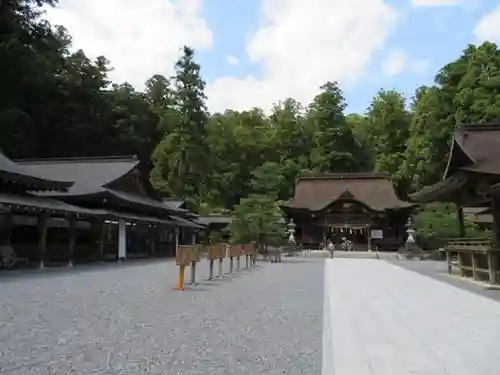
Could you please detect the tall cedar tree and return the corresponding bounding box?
[308,81,367,173]
[151,46,210,207]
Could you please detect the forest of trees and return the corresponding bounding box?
[2,0,499,244]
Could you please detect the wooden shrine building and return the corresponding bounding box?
[281,173,414,251]
[411,123,500,283]
[410,124,500,239]
[0,153,101,268]
[1,155,203,268]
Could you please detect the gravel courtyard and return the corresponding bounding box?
[0,258,323,375]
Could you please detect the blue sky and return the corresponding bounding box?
[46,0,500,115]
[198,0,496,113]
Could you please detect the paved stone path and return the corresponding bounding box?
[323,259,500,375]
[0,258,323,375]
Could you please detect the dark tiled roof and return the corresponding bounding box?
[91,209,177,226]
[0,193,100,216]
[162,199,185,209]
[170,215,206,229]
[0,153,72,191]
[16,156,139,196]
[197,215,233,225]
[105,189,182,214]
[414,124,500,202]
[409,174,467,202]
[446,124,500,176]
[283,173,413,212]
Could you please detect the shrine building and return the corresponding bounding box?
[280,173,415,251]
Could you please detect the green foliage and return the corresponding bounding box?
[414,203,488,250]
[365,90,411,191]
[0,2,497,245]
[229,195,286,245]
[151,46,210,205]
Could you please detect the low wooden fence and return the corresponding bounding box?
[173,243,258,291]
[443,238,500,284]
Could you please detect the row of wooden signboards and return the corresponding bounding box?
[176,243,258,266]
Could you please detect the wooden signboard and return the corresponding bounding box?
[229,244,243,258]
[207,244,226,260]
[176,245,201,266]
[242,243,253,255]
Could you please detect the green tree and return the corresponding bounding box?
[229,163,286,245]
[365,89,410,191]
[268,98,314,199]
[308,81,367,173]
[151,46,210,206]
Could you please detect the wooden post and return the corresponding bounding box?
[218,257,223,277]
[150,226,156,257]
[117,218,127,261]
[488,252,496,284]
[37,213,48,269]
[68,216,76,268]
[98,220,105,262]
[492,197,500,246]
[208,259,214,280]
[456,205,465,238]
[229,256,233,274]
[174,227,179,256]
[190,261,196,284]
[471,252,477,280]
[4,212,13,245]
[367,225,372,252]
[458,252,465,277]
[176,265,185,291]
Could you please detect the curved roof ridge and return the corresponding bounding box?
[15,155,138,164]
[0,153,72,191]
[298,172,389,180]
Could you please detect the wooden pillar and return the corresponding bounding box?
[490,196,500,284]
[471,252,477,280]
[98,220,105,261]
[117,218,126,261]
[67,216,76,268]
[367,225,372,252]
[456,205,465,238]
[174,227,180,256]
[150,226,156,257]
[487,251,496,284]
[37,213,48,269]
[3,212,13,245]
[492,196,500,246]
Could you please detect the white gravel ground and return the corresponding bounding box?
[0,258,323,375]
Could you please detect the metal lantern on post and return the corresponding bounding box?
[287,218,296,244]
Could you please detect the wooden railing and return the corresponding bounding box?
[443,238,500,284]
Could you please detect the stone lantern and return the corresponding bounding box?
[406,216,416,244]
[287,218,296,244]
[404,215,423,259]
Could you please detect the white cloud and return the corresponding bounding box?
[381,51,429,77]
[206,0,398,113]
[43,0,213,90]
[411,58,430,75]
[411,0,463,6]
[474,6,500,44]
[382,50,406,76]
[226,55,239,65]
